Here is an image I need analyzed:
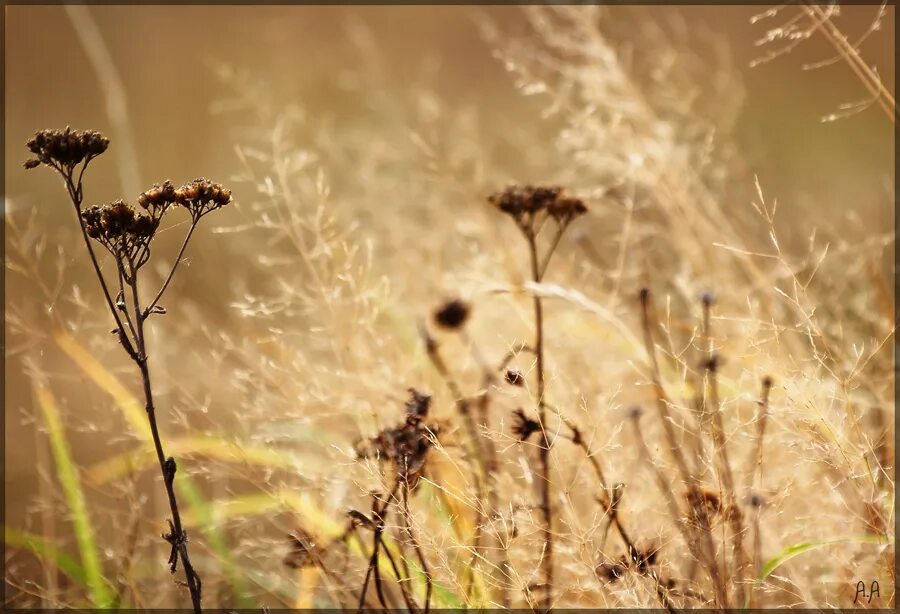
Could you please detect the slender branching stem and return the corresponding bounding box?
[527,232,553,609]
[418,323,489,601]
[402,480,432,614]
[145,217,199,318]
[126,256,202,613]
[357,482,403,613]
[701,298,749,607]
[629,408,727,607]
[747,376,773,607]
[63,172,136,358]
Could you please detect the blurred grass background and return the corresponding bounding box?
[4,4,895,608]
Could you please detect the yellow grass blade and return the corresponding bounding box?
[84,436,309,485]
[33,380,115,608]
[54,330,149,439]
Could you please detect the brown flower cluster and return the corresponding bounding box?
[489,184,587,232]
[137,180,178,221]
[173,177,233,219]
[82,200,157,266]
[359,389,438,488]
[24,127,110,172]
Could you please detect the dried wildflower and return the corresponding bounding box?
[404,388,432,420]
[175,177,233,219]
[489,184,587,235]
[596,560,628,582]
[489,184,562,218]
[546,195,588,223]
[505,369,525,386]
[362,388,437,488]
[283,528,320,569]
[432,299,470,330]
[24,127,109,172]
[137,179,178,221]
[81,200,157,268]
[511,408,540,442]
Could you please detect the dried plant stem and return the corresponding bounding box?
[60,168,201,611]
[527,233,553,609]
[357,483,404,612]
[63,176,136,359]
[145,219,198,316]
[747,376,773,607]
[563,417,678,611]
[802,2,896,124]
[702,300,749,607]
[419,326,490,600]
[638,289,692,484]
[129,262,202,613]
[638,289,727,607]
[629,409,726,607]
[402,481,432,614]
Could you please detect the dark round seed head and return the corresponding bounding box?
[433,299,470,330]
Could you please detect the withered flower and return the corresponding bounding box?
[546,195,588,224]
[489,184,562,219]
[81,200,157,268]
[361,388,438,488]
[511,408,540,442]
[488,184,587,234]
[433,299,471,330]
[505,369,525,386]
[175,177,232,219]
[137,179,178,221]
[24,127,109,172]
[405,388,432,420]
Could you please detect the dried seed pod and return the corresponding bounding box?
[433,299,471,330]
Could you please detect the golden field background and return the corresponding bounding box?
[4,5,896,608]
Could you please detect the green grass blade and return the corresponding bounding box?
[758,534,889,581]
[176,477,253,607]
[33,381,115,608]
[3,525,90,587]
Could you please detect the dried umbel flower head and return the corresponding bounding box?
[433,299,471,330]
[488,184,587,235]
[81,200,157,268]
[137,180,178,221]
[511,408,540,442]
[175,177,233,219]
[361,388,438,488]
[24,127,109,173]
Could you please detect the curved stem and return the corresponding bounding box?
[63,172,136,358]
[145,218,198,318]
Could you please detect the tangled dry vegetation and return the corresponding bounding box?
[6,5,895,610]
